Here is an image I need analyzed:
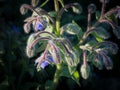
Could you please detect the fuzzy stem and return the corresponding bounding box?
[100,0,106,19]
[51,64,62,90]
[87,11,91,31]
[83,49,87,65]
[54,0,60,36]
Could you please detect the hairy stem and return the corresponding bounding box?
[83,49,87,65]
[87,11,91,31]
[54,0,60,36]
[100,0,106,19]
[51,64,62,90]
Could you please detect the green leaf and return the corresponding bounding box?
[60,64,80,85]
[61,23,83,35]
[113,26,120,39]
[72,71,80,86]
[96,11,101,20]
[73,71,79,79]
[93,54,103,70]
[95,41,119,54]
[59,64,71,78]
[68,65,76,75]
[72,3,82,14]
[65,51,79,67]
[44,24,54,33]
[48,11,57,17]
[27,34,35,46]
[72,21,83,39]
[36,41,47,53]
[96,36,104,42]
[101,54,113,70]
[85,40,98,47]
[94,27,110,39]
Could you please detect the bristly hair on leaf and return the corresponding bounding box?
[20,4,28,15]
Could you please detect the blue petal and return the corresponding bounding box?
[40,61,49,69]
[48,56,54,62]
[36,22,44,31]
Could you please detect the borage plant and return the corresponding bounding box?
[20,0,120,90]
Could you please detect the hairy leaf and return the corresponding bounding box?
[61,23,83,35]
[93,54,103,70]
[113,26,120,39]
[72,3,82,14]
[93,27,110,39]
[101,53,113,70]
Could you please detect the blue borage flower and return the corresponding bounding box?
[34,40,61,70]
[38,55,54,69]
[35,52,54,69]
[33,16,47,31]
[24,16,47,33]
[35,21,44,31]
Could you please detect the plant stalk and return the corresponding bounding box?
[100,0,106,19]
[54,0,60,36]
[83,49,87,65]
[51,64,62,90]
[87,11,91,31]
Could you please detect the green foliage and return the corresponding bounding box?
[1,0,119,90]
[20,0,120,89]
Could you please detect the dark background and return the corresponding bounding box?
[0,0,120,90]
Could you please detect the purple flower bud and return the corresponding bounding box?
[80,64,91,79]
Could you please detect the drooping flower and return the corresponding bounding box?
[40,55,54,69]
[33,16,48,32]
[35,21,44,31]
[40,61,49,69]
[35,52,54,69]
